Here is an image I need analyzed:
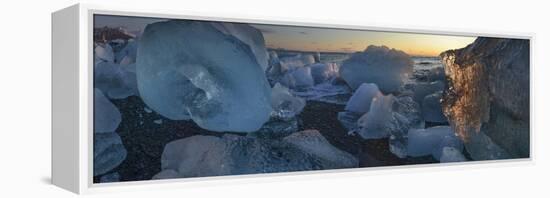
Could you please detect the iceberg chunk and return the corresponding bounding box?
[344,83,382,114]
[99,172,120,183]
[283,130,358,168]
[152,169,180,180]
[154,130,358,179]
[340,45,413,93]
[309,63,340,84]
[248,116,299,139]
[136,20,272,132]
[389,135,407,158]
[267,51,284,81]
[94,43,114,63]
[427,67,446,82]
[356,94,397,139]
[94,62,138,99]
[279,54,316,73]
[422,91,448,123]
[157,135,229,178]
[94,132,127,176]
[394,94,424,129]
[412,80,445,104]
[94,89,121,133]
[439,147,467,163]
[433,135,464,160]
[212,22,269,71]
[464,130,510,160]
[115,39,138,65]
[407,126,462,157]
[337,111,362,131]
[280,67,315,90]
[270,83,306,119]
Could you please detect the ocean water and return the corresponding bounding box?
[412,56,444,70]
[404,56,445,84]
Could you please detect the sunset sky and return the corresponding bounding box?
[95,15,476,57]
[252,24,476,56]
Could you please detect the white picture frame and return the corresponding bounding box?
[52,3,534,194]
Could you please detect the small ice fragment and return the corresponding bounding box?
[439,147,467,163]
[94,132,127,176]
[344,83,382,114]
[422,91,448,123]
[94,89,121,133]
[99,172,120,183]
[356,94,396,139]
[144,107,153,113]
[270,83,306,119]
[407,126,460,157]
[280,67,315,90]
[94,43,114,63]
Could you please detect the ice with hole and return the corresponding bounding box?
[153,130,358,179]
[136,20,272,132]
[344,83,382,114]
[340,45,413,93]
[270,83,306,119]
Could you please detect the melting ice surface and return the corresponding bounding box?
[94,62,138,99]
[94,88,121,133]
[407,126,463,159]
[344,83,382,114]
[270,83,306,119]
[340,45,413,93]
[93,89,127,176]
[267,50,352,105]
[136,20,272,132]
[153,130,358,179]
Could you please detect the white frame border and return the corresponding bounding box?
[62,3,535,194]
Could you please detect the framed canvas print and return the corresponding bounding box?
[52,4,533,194]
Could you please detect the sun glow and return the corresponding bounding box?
[253,24,476,56]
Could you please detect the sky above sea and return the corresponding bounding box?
[95,15,476,56]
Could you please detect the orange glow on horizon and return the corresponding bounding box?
[254,24,476,57]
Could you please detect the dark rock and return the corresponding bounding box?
[440,37,529,159]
